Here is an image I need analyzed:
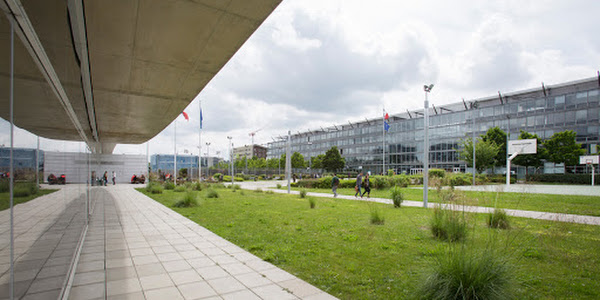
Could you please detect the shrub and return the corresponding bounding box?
[163,181,175,190]
[369,205,385,225]
[390,175,410,187]
[387,169,395,176]
[299,189,307,198]
[448,173,472,187]
[231,184,241,191]
[276,183,282,189]
[254,188,263,193]
[430,206,467,242]
[390,186,404,208]
[527,173,599,184]
[372,176,390,190]
[213,173,223,181]
[173,191,198,207]
[417,247,514,300]
[429,168,446,178]
[191,181,203,191]
[13,183,38,197]
[206,189,219,198]
[150,184,164,194]
[265,190,274,194]
[174,186,186,193]
[234,176,245,182]
[308,197,316,209]
[488,208,511,229]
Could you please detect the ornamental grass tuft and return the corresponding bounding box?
[390,186,404,208]
[488,208,511,229]
[431,206,467,242]
[174,191,198,208]
[206,189,219,198]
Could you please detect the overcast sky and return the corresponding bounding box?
[2,0,599,160]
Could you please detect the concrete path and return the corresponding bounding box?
[1,185,337,300]
[237,181,600,226]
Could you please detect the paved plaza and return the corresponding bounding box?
[0,185,336,300]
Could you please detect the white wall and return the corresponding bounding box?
[44,152,147,183]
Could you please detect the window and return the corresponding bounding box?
[555,95,565,105]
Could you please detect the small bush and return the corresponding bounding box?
[429,168,446,178]
[390,186,404,208]
[174,186,186,193]
[431,207,467,242]
[231,184,241,191]
[299,189,307,198]
[213,173,223,181]
[254,188,263,193]
[488,208,511,229]
[13,183,38,197]
[173,191,198,207]
[276,183,282,189]
[369,205,385,225]
[163,181,175,190]
[417,247,514,300]
[206,189,219,198]
[150,185,164,194]
[308,197,316,209]
[191,181,203,191]
[265,190,274,194]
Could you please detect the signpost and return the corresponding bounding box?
[579,155,599,186]
[506,139,537,186]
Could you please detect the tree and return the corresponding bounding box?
[458,137,499,173]
[481,127,507,170]
[266,158,279,169]
[543,130,585,173]
[322,146,345,172]
[249,157,266,170]
[291,152,305,169]
[311,154,325,170]
[512,130,546,178]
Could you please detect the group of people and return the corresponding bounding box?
[94,171,116,186]
[330,171,370,198]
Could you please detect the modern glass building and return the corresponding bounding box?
[150,154,221,175]
[0,147,43,173]
[268,77,600,175]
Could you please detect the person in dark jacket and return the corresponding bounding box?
[361,173,371,198]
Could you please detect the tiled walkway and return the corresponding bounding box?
[68,185,336,300]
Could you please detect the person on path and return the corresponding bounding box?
[332,173,340,197]
[354,172,363,198]
[103,171,108,186]
[112,171,116,185]
[361,172,371,198]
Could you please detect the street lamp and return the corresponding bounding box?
[470,101,479,186]
[205,142,211,180]
[227,136,233,185]
[423,84,434,208]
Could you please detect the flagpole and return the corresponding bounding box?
[199,101,202,182]
[174,119,177,186]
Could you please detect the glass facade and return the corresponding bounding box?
[268,79,600,174]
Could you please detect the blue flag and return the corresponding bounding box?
[384,121,390,132]
[200,108,203,129]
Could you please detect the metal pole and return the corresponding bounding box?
[199,101,202,182]
[382,109,385,175]
[592,165,595,186]
[286,131,291,193]
[206,142,210,179]
[9,18,15,300]
[36,136,39,186]
[506,117,511,186]
[472,108,476,186]
[174,120,177,186]
[146,141,149,175]
[424,90,429,208]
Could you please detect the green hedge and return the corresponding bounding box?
[527,174,600,184]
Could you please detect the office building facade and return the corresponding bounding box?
[151,154,220,175]
[268,77,599,175]
[233,145,268,160]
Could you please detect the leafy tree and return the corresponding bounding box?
[543,130,585,173]
[266,158,279,169]
[249,157,266,169]
[311,154,325,170]
[291,152,305,169]
[179,168,188,178]
[322,146,345,172]
[481,127,507,169]
[234,156,246,170]
[512,130,546,178]
[458,137,499,173]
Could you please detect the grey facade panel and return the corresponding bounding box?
[44,152,147,183]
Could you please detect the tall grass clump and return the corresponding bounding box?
[390,186,404,208]
[430,206,467,242]
[12,183,38,197]
[192,181,203,191]
[231,184,241,192]
[417,246,515,300]
[163,181,175,190]
[0,180,9,193]
[174,185,186,193]
[173,191,198,208]
[488,208,511,229]
[206,189,219,198]
[276,183,282,189]
[369,205,385,225]
[299,189,307,198]
[308,197,316,209]
[150,184,164,194]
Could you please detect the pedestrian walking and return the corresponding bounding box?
[112,171,116,185]
[361,172,371,198]
[103,171,108,186]
[332,173,340,197]
[354,172,363,198]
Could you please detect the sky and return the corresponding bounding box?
[2,0,600,160]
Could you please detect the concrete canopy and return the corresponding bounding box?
[0,0,281,153]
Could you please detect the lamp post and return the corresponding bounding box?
[471,101,478,186]
[227,136,233,185]
[423,84,434,208]
[205,142,211,180]
[307,141,312,177]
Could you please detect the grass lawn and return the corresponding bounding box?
[286,186,600,216]
[141,187,600,299]
[0,188,57,211]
